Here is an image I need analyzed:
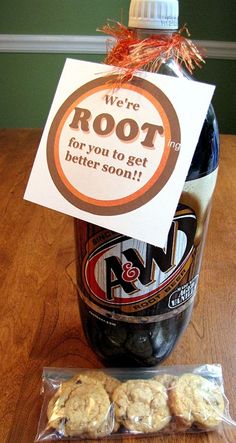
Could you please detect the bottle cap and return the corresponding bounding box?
[128,0,179,30]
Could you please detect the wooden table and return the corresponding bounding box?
[0,129,235,443]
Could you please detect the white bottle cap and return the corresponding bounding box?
[128,0,179,30]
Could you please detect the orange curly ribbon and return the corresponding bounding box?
[100,21,205,83]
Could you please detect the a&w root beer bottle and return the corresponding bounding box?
[74,0,219,366]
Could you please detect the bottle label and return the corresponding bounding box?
[80,203,199,319]
[78,170,218,321]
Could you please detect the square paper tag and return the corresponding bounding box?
[24,58,215,247]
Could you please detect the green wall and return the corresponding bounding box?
[0,0,236,133]
[1,0,235,40]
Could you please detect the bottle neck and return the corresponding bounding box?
[131,26,187,78]
[134,28,178,39]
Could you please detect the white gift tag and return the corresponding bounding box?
[24,58,215,247]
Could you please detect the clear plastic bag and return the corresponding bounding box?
[35,364,236,441]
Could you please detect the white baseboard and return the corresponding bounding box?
[0,34,236,60]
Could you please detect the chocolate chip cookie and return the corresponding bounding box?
[47,374,113,438]
[168,373,224,429]
[112,379,171,433]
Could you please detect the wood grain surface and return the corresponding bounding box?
[0,129,235,443]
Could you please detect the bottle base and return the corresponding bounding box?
[79,300,193,367]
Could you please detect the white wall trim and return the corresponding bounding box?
[0,34,236,60]
[0,35,107,54]
[194,39,236,60]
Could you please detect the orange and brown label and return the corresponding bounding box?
[47,74,181,216]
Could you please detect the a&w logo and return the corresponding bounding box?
[83,205,197,309]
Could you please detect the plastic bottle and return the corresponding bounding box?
[74,0,219,366]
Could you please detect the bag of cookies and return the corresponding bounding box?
[35,364,236,440]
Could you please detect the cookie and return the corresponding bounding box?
[47,373,102,421]
[168,373,224,429]
[47,374,113,438]
[112,379,171,433]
